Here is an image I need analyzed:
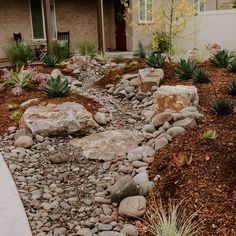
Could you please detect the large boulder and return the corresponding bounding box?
[70,130,143,161]
[154,85,199,114]
[20,102,98,137]
[138,68,164,93]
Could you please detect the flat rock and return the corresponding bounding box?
[110,176,139,203]
[70,130,143,161]
[14,135,33,148]
[121,224,138,236]
[20,102,98,137]
[14,129,33,141]
[154,137,168,151]
[118,196,146,218]
[98,232,125,236]
[127,146,155,162]
[77,228,92,236]
[152,112,173,127]
[173,117,197,129]
[154,85,199,114]
[166,126,186,138]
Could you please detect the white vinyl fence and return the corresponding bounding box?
[176,9,236,51]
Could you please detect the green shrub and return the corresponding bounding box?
[211,49,233,68]
[228,80,236,96]
[6,43,36,67]
[43,54,58,67]
[211,98,233,115]
[151,31,171,53]
[134,41,147,58]
[51,41,69,62]
[175,59,197,80]
[193,67,210,84]
[79,40,97,58]
[144,201,199,236]
[10,111,22,121]
[228,59,236,73]
[43,77,70,98]
[146,52,166,68]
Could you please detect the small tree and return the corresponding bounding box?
[122,0,196,59]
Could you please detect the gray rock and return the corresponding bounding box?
[166,126,185,138]
[110,176,139,203]
[133,172,154,196]
[14,129,33,141]
[98,232,125,236]
[136,92,147,101]
[132,161,148,168]
[94,112,108,126]
[127,146,155,162]
[142,124,156,133]
[152,112,173,128]
[14,135,34,148]
[77,228,92,236]
[97,224,113,231]
[118,196,146,218]
[173,117,197,129]
[49,153,69,164]
[154,137,168,151]
[121,224,138,236]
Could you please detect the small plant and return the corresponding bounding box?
[173,153,192,167]
[146,52,166,69]
[211,98,233,115]
[3,66,33,88]
[193,67,210,84]
[151,31,171,53]
[175,59,197,80]
[144,200,199,236]
[211,49,233,68]
[202,130,217,140]
[95,53,110,65]
[43,77,70,98]
[43,54,58,67]
[8,103,19,111]
[32,73,49,90]
[79,40,97,58]
[134,41,147,58]
[6,43,36,67]
[228,59,236,73]
[115,55,124,63]
[10,111,22,121]
[39,101,48,106]
[228,80,236,96]
[51,41,69,62]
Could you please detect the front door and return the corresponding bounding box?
[114,0,127,50]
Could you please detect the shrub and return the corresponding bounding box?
[202,130,217,140]
[228,80,236,96]
[6,43,36,67]
[175,59,197,80]
[43,77,70,98]
[95,53,109,65]
[134,41,147,58]
[144,201,199,236]
[79,40,97,58]
[10,111,22,121]
[228,59,236,73]
[146,52,166,69]
[211,49,233,68]
[151,31,171,53]
[51,41,69,62]
[211,98,233,115]
[193,67,210,84]
[43,54,58,67]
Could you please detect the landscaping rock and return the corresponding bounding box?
[70,130,143,161]
[118,196,146,218]
[14,135,34,148]
[94,112,108,126]
[49,153,69,164]
[20,102,98,136]
[154,137,168,151]
[127,146,155,162]
[173,116,197,129]
[77,228,92,236]
[98,232,125,236]
[166,126,185,138]
[133,172,154,196]
[20,98,39,107]
[138,68,164,93]
[14,129,33,141]
[154,85,199,114]
[142,124,156,133]
[152,112,173,127]
[121,224,138,236]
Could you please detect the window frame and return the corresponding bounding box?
[139,0,153,24]
[193,0,206,12]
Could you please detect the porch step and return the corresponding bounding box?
[0,154,32,236]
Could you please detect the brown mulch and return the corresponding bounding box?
[145,62,236,236]
[0,86,101,136]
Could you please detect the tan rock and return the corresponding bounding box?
[152,112,173,127]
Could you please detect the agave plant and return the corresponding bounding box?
[211,98,233,115]
[175,59,197,80]
[146,52,166,69]
[211,49,233,68]
[228,59,236,73]
[228,80,236,96]
[193,67,210,84]
[43,54,58,67]
[3,65,33,89]
[43,77,70,98]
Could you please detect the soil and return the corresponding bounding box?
[146,62,236,236]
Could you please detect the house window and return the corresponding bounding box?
[139,0,153,23]
[193,0,205,12]
[30,0,57,40]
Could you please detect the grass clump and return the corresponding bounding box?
[134,41,148,59]
[79,40,97,58]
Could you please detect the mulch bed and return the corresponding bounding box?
[145,62,236,236]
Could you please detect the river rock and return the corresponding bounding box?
[133,172,154,196]
[20,102,98,136]
[173,116,197,129]
[14,135,34,148]
[94,112,108,126]
[70,130,143,161]
[166,126,185,138]
[152,112,173,127]
[121,224,138,236]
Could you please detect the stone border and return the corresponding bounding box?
[0,154,32,236]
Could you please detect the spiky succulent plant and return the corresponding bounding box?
[228,80,236,96]
[146,52,166,69]
[228,59,236,73]
[211,98,233,115]
[43,77,70,98]
[193,67,210,84]
[211,49,233,68]
[175,59,197,80]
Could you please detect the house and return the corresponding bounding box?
[0,0,235,60]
